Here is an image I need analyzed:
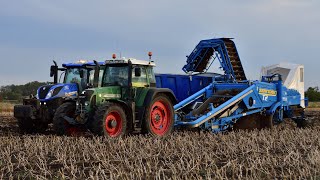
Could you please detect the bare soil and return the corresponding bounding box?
[0,111,320,179]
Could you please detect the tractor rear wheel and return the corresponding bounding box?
[143,94,174,137]
[53,102,81,136]
[233,113,273,130]
[91,103,128,138]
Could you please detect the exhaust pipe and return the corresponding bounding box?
[93,60,100,88]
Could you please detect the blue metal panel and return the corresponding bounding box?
[190,76,206,94]
[155,73,213,103]
[174,84,213,111]
[38,83,78,102]
[155,76,162,88]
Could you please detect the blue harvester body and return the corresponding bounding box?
[160,38,306,133]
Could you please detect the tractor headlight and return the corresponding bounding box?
[45,89,54,99]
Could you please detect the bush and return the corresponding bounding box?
[305,87,320,102]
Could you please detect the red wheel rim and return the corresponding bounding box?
[150,100,171,136]
[105,111,123,137]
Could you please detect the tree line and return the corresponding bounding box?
[305,87,320,102]
[0,81,320,102]
[0,81,47,102]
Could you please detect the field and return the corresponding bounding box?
[0,102,14,115]
[308,102,320,109]
[0,110,320,179]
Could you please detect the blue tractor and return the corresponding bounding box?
[14,60,104,133]
[170,38,307,132]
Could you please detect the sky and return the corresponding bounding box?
[0,0,319,88]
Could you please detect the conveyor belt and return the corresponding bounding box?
[182,38,247,82]
[222,39,246,81]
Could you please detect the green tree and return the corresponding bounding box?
[305,86,320,102]
[0,81,47,101]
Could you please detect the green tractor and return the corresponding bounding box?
[53,56,176,137]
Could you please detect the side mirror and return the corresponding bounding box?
[50,61,59,84]
[79,69,84,78]
[135,68,141,77]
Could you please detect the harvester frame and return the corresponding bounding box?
[173,38,307,133]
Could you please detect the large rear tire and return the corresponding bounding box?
[91,103,128,138]
[53,102,81,136]
[143,94,174,137]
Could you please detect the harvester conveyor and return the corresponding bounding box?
[173,38,306,133]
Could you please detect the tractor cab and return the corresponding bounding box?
[103,57,156,88]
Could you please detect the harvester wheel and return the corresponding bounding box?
[92,103,128,138]
[233,113,273,130]
[17,118,34,134]
[143,94,174,137]
[53,102,81,136]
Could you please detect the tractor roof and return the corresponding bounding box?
[62,60,104,68]
[105,58,156,66]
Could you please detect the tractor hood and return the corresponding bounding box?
[80,86,123,110]
[37,83,79,102]
[84,86,122,101]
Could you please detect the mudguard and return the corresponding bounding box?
[136,88,177,128]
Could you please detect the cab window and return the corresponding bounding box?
[147,67,156,84]
[132,66,148,87]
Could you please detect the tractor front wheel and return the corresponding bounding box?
[143,94,174,137]
[92,103,128,138]
[53,102,82,136]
